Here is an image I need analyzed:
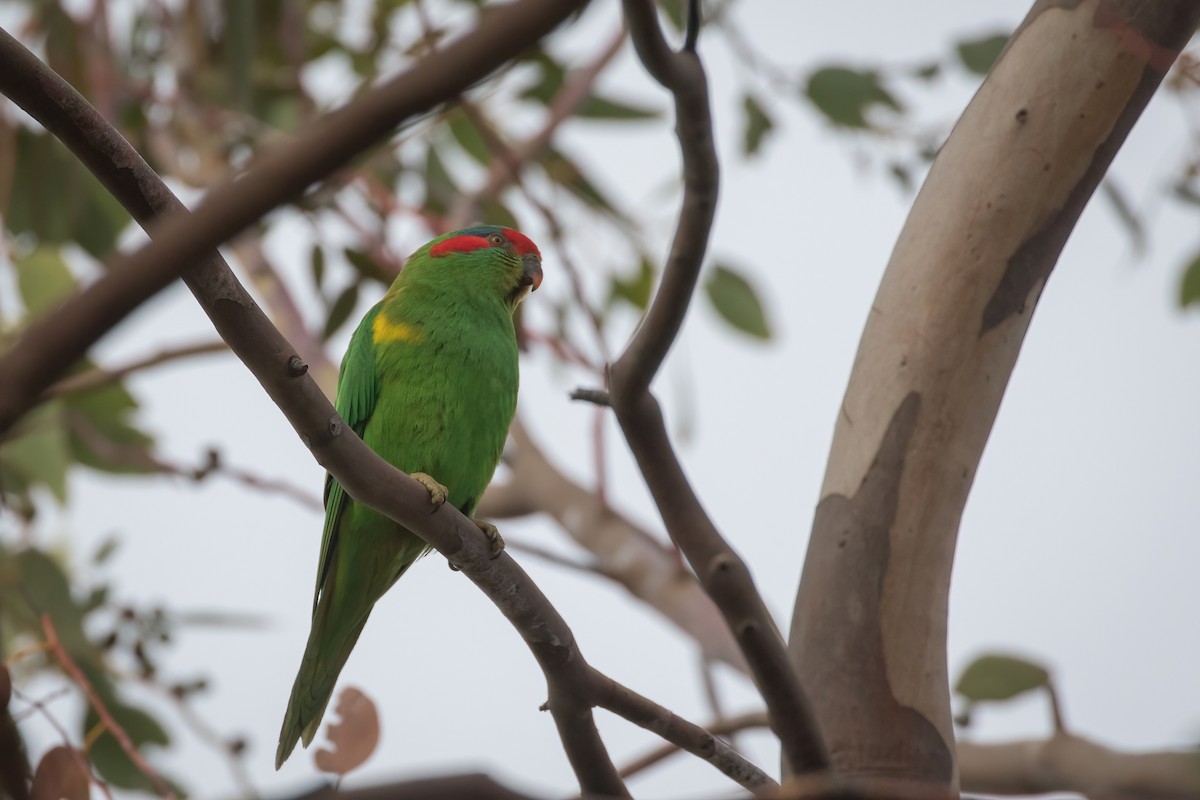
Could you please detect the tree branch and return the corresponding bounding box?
[0,0,590,435]
[605,0,828,775]
[43,340,228,398]
[478,420,748,672]
[592,679,775,791]
[958,734,1200,798]
[617,710,769,780]
[787,0,1200,782]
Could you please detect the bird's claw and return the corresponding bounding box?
[409,472,448,509]
[473,519,505,559]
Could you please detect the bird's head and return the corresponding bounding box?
[407,225,543,309]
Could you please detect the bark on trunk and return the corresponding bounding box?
[787,0,1200,784]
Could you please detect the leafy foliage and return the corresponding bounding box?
[955,33,1009,75]
[954,652,1050,703]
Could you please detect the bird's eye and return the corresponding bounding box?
[488,233,505,246]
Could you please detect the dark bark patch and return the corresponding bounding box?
[981,0,1200,334]
[792,392,953,781]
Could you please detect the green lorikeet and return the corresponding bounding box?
[275,226,543,768]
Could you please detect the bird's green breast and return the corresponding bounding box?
[365,288,518,515]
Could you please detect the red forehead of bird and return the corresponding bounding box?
[429,229,540,259]
[501,229,540,259]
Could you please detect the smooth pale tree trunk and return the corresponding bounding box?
[788,0,1200,784]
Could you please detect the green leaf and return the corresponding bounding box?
[62,378,156,475]
[742,94,774,157]
[422,145,458,217]
[344,248,392,285]
[480,196,519,232]
[576,94,659,121]
[85,702,182,794]
[1179,252,1200,308]
[804,66,902,129]
[1100,179,1145,255]
[1,403,71,502]
[91,535,121,566]
[607,258,656,311]
[1170,180,1200,207]
[954,653,1050,702]
[542,147,621,219]
[704,264,772,340]
[3,128,129,257]
[912,62,942,81]
[956,33,1009,76]
[323,283,361,341]
[310,245,326,292]
[519,51,565,105]
[15,247,76,317]
[447,110,491,165]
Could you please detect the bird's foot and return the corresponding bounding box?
[409,472,448,509]
[473,519,505,559]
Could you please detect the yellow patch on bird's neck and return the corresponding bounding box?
[372,312,424,344]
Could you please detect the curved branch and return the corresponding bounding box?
[605,0,828,775]
[617,710,769,780]
[478,420,749,673]
[0,0,588,434]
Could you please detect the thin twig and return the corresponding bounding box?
[592,674,777,792]
[617,710,769,780]
[608,0,828,775]
[43,340,228,397]
[66,416,323,512]
[41,615,175,799]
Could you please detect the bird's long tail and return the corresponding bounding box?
[275,604,369,769]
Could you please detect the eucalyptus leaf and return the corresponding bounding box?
[805,66,902,129]
[954,653,1050,703]
[704,264,772,340]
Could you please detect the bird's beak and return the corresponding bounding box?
[522,253,543,292]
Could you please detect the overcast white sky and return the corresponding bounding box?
[8,1,1200,797]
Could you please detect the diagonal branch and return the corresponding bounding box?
[604,0,828,776]
[0,0,589,435]
[43,340,228,397]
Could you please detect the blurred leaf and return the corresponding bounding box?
[422,145,458,217]
[519,51,565,105]
[323,283,361,341]
[576,94,659,121]
[1171,179,1200,207]
[804,66,902,129]
[169,610,269,629]
[92,535,121,566]
[742,94,774,157]
[658,0,687,31]
[1100,179,1145,255]
[85,702,180,794]
[32,746,88,800]
[704,264,772,340]
[62,378,156,475]
[912,62,942,81]
[888,162,913,192]
[1,403,70,502]
[4,129,129,257]
[15,247,76,317]
[314,686,380,777]
[607,258,656,311]
[543,147,620,218]
[344,248,393,285]
[480,196,519,232]
[447,110,491,165]
[1179,252,1200,308]
[311,245,326,292]
[954,653,1049,702]
[956,33,1009,75]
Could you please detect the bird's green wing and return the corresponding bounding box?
[312,301,383,614]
